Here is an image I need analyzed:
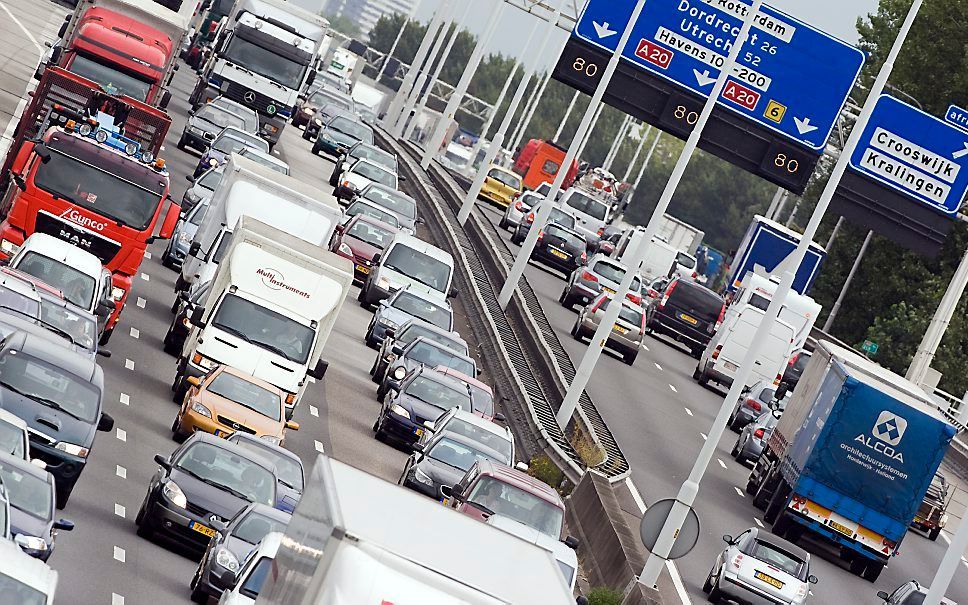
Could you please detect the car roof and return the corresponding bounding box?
[7,329,99,381]
[0,407,28,430]
[746,527,810,561]
[19,233,103,275]
[227,432,304,466]
[444,408,508,436]
[388,233,454,262]
[237,501,293,525]
[412,365,475,390]
[346,213,400,233]
[0,450,51,481]
[399,318,466,343]
[0,537,57,595]
[212,365,284,396]
[433,366,491,394]
[0,311,86,352]
[475,459,563,507]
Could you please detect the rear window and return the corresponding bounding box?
[749,540,807,579]
[668,283,723,321]
[564,191,608,221]
[676,252,696,269]
[749,292,770,311]
[792,353,811,371]
[600,298,643,326]
[545,224,584,250]
[593,261,642,290]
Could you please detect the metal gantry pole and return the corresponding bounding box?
[765,186,784,220]
[510,70,552,152]
[906,244,968,385]
[640,0,923,587]
[497,0,651,309]
[375,0,423,83]
[784,195,802,227]
[925,506,968,605]
[383,4,449,130]
[622,125,650,182]
[825,216,845,249]
[557,0,763,433]
[554,90,581,142]
[602,115,632,172]
[508,75,541,150]
[456,0,568,225]
[616,130,661,226]
[420,2,505,168]
[772,189,791,222]
[822,230,872,332]
[575,102,604,161]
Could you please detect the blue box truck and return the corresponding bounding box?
[727,216,826,294]
[745,341,956,582]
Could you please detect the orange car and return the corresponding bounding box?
[172,365,299,445]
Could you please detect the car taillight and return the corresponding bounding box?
[753,428,765,439]
[597,227,604,236]
[730,553,744,569]
[514,201,525,211]
[526,212,536,223]
[774,373,782,386]
[590,296,606,312]
[711,344,722,360]
[692,271,698,279]
[628,292,642,305]
[659,279,678,309]
[581,271,598,282]
[745,398,762,412]
[647,289,660,299]
[537,231,543,242]
[715,303,726,331]
[788,352,800,367]
[580,251,587,263]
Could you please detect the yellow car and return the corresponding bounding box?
[172,365,299,446]
[479,166,523,208]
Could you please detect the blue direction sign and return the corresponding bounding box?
[850,96,968,216]
[574,0,865,151]
[945,104,968,133]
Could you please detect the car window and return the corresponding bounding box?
[749,540,806,579]
[593,260,642,290]
[233,510,289,544]
[15,252,97,309]
[346,202,401,228]
[195,105,247,131]
[404,376,472,412]
[668,283,723,321]
[39,299,97,350]
[0,419,25,459]
[354,146,396,171]
[748,292,771,311]
[0,462,50,519]
[518,193,542,209]
[239,556,272,599]
[442,419,511,462]
[362,188,417,219]
[346,219,395,249]
[174,441,275,505]
[232,440,303,493]
[0,283,39,317]
[188,203,209,227]
[206,371,282,421]
[544,224,584,250]
[392,292,451,330]
[407,342,474,375]
[676,252,697,269]
[211,294,314,364]
[0,350,100,421]
[429,437,504,470]
[399,325,467,355]
[383,245,452,293]
[466,476,563,537]
[598,298,643,326]
[329,117,373,143]
[565,191,608,221]
[197,168,224,192]
[353,162,396,187]
[467,384,495,417]
[488,169,521,190]
[548,208,576,230]
[0,572,46,605]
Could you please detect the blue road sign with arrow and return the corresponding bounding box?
[945,104,968,133]
[850,96,968,216]
[573,0,865,152]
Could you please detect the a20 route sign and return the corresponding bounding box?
[850,96,968,216]
[573,0,865,151]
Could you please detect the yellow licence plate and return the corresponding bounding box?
[440,497,450,506]
[550,249,568,259]
[828,520,853,536]
[613,324,629,334]
[680,314,698,325]
[414,428,423,437]
[356,264,370,274]
[603,287,615,294]
[754,571,784,589]
[190,521,216,538]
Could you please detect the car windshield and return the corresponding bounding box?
[668,283,723,321]
[188,203,209,227]
[545,225,584,250]
[676,252,697,269]
[548,208,576,230]
[0,350,100,422]
[233,510,289,544]
[0,284,39,317]
[211,294,314,364]
[197,169,224,192]
[467,477,563,537]
[565,191,608,221]
[330,117,373,143]
[756,386,776,404]
[175,441,275,505]
[0,462,50,519]
[352,162,396,187]
[14,252,96,309]
[362,188,416,219]
[346,219,394,249]
[69,53,152,100]
[211,103,259,132]
[39,300,97,350]
[467,384,495,417]
[399,326,467,355]
[488,169,521,189]
[749,540,807,579]
[391,292,450,329]
[429,437,504,470]
[239,556,272,599]
[35,133,166,231]
[404,376,472,412]
[207,372,281,421]
[0,419,25,459]
[232,439,303,492]
[518,193,541,209]
[195,105,247,132]
[238,150,288,174]
[900,593,928,605]
[353,146,396,171]
[593,260,642,290]
[384,245,451,293]
[346,202,401,228]
[223,35,306,90]
[0,572,47,605]
[407,342,473,374]
[213,133,267,155]
[443,420,511,461]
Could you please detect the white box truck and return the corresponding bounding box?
[175,217,353,418]
[191,0,329,147]
[656,213,704,253]
[179,153,343,293]
[616,227,680,282]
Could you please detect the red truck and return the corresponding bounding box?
[0,67,180,343]
[512,139,579,192]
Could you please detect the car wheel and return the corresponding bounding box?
[163,327,179,355]
[135,498,154,539]
[189,568,208,603]
[172,374,187,403]
[728,412,742,432]
[692,364,702,380]
[730,439,741,459]
[329,171,339,187]
[623,350,637,365]
[55,483,74,509]
[98,327,113,346]
[364,328,376,348]
[498,216,508,229]
[705,573,722,603]
[171,417,187,443]
[745,475,759,496]
[570,321,583,341]
[301,128,311,140]
[176,134,187,150]
[373,415,387,441]
[929,526,941,541]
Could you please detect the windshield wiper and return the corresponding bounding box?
[0,381,84,421]
[212,323,254,344]
[177,466,253,501]
[250,339,298,363]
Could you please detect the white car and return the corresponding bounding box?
[0,408,29,461]
[704,528,817,605]
[215,531,282,604]
[334,158,399,203]
[486,515,578,592]
[419,407,514,464]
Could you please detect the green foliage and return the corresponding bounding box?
[528,454,564,490]
[322,12,361,38]
[587,587,624,605]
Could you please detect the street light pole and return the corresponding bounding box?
[602,115,632,172]
[420,2,505,168]
[575,102,604,161]
[375,0,423,83]
[924,505,968,605]
[640,0,924,587]
[383,4,449,130]
[497,0,651,310]
[822,230,872,333]
[765,187,784,220]
[554,90,581,142]
[510,71,552,152]
[456,0,567,225]
[617,130,661,224]
[556,0,764,433]
[622,125,651,182]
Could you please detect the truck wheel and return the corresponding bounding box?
[623,350,637,365]
[763,483,789,523]
[745,475,758,495]
[698,368,709,387]
[693,365,702,380]
[499,216,509,230]
[862,561,884,582]
[929,527,941,541]
[848,557,866,576]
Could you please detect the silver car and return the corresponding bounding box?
[181,165,223,212]
[162,201,208,270]
[704,528,817,605]
[729,380,777,431]
[560,253,643,311]
[878,581,956,605]
[731,410,779,465]
[510,202,578,245]
[498,191,542,231]
[571,292,644,365]
[177,99,258,152]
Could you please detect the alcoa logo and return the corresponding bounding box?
[256,268,311,299]
[854,411,907,463]
[60,208,107,232]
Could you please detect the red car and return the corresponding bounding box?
[330,214,399,284]
[433,366,500,420]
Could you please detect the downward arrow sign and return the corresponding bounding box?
[794,117,818,135]
[593,21,617,39]
[693,69,716,87]
[953,142,968,160]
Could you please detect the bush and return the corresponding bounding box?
[587,587,623,605]
[528,454,564,489]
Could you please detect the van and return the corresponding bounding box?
[614,229,680,281]
[728,272,821,352]
[359,233,457,307]
[695,305,796,389]
[559,188,610,246]
[645,278,725,357]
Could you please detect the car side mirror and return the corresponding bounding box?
[412,442,424,453]
[186,376,202,387]
[722,534,734,544]
[286,420,300,430]
[35,145,51,164]
[448,287,459,299]
[54,518,74,531]
[384,328,395,339]
[808,575,818,585]
[399,175,407,182]
[96,299,116,316]
[97,412,115,432]
[188,241,201,257]
[190,305,206,326]
[153,454,172,470]
[877,591,889,601]
[439,485,454,500]
[564,535,579,550]
[371,253,381,265]
[423,420,435,432]
[514,461,529,473]
[159,90,172,110]
[97,348,112,358]
[416,217,424,225]
[185,175,195,183]
[12,173,26,191]
[308,359,328,380]
[494,412,506,422]
[576,597,589,605]
[391,344,404,356]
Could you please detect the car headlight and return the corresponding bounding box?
[111,287,125,301]
[208,158,219,168]
[215,546,239,571]
[338,242,353,256]
[55,441,90,458]
[190,401,212,418]
[392,366,407,381]
[191,352,218,369]
[377,276,392,290]
[178,230,193,245]
[413,466,433,486]
[163,480,188,509]
[14,534,47,552]
[189,126,205,135]
[0,239,20,255]
[322,133,334,141]
[304,107,315,114]
[378,318,399,331]
[260,435,280,445]
[389,404,410,420]
[940,513,949,527]
[312,118,323,126]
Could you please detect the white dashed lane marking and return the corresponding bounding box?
[700,432,708,441]
[309,405,319,417]
[136,297,146,308]
[124,359,135,371]
[116,465,126,479]
[129,327,140,339]
[734,487,745,498]
[114,503,125,518]
[717,458,727,469]
[120,393,129,405]
[112,593,125,605]
[641,343,649,352]
[669,384,677,393]
[140,272,149,281]
[654,362,662,371]
[754,518,764,528]
[684,407,693,416]
[116,428,127,442]
[314,440,325,453]
[143,251,151,259]
[113,546,125,563]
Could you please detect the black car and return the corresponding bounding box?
[0,452,73,561]
[311,114,374,157]
[400,432,509,500]
[374,366,474,448]
[531,223,587,274]
[645,278,725,357]
[329,142,398,187]
[377,336,477,402]
[0,329,113,508]
[226,432,304,513]
[136,433,278,551]
[164,281,211,355]
[303,102,355,141]
[371,319,468,384]
[190,502,290,603]
[780,350,812,391]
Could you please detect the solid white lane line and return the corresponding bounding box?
[654,362,663,371]
[120,393,129,405]
[669,384,678,393]
[309,405,319,417]
[116,465,126,479]
[124,359,135,371]
[129,327,140,339]
[114,503,125,518]
[717,458,727,469]
[112,593,125,605]
[734,487,745,498]
[754,518,764,528]
[626,478,647,512]
[314,440,325,453]
[116,428,127,442]
[113,545,125,563]
[700,432,708,441]
[136,297,146,308]
[141,273,149,281]
[684,407,693,416]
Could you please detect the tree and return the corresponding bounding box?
[322,12,361,38]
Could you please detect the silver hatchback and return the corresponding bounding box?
[560,253,643,310]
[570,293,645,365]
[498,191,542,231]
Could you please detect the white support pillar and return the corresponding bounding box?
[383,3,450,130]
[510,70,552,152]
[907,244,968,385]
[554,90,581,142]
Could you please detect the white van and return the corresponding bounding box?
[358,233,457,307]
[215,531,283,604]
[696,306,795,389]
[728,272,821,352]
[559,187,610,246]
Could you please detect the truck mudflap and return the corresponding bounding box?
[781,495,896,562]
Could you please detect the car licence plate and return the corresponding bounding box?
[754,571,784,589]
[356,264,370,275]
[679,313,698,325]
[440,497,450,506]
[189,521,216,538]
[724,361,738,371]
[613,324,629,335]
[414,427,423,437]
[828,520,853,536]
[213,429,233,438]
[550,249,568,259]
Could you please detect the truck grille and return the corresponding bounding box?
[223,82,284,118]
[35,211,122,265]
